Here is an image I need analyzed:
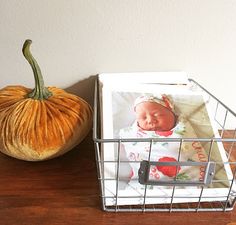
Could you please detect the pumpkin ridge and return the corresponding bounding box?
[43,101,67,149]
[21,100,57,153]
[48,88,89,109]
[0,115,8,149]
[0,104,15,115]
[43,102,60,139]
[39,101,48,140]
[22,99,39,149]
[74,99,92,125]
[35,100,44,149]
[3,100,40,159]
[12,99,32,128]
[27,101,45,150]
[80,100,93,120]
[46,98,81,120]
[46,87,80,101]
[24,101,39,150]
[4,100,28,139]
[45,99,79,127]
[51,112,76,144]
[0,86,30,97]
[12,100,34,147]
[44,101,77,140]
[48,95,81,115]
[0,99,24,110]
[47,87,87,108]
[1,107,15,151]
[36,100,54,151]
[0,90,28,108]
[25,100,48,152]
[44,101,73,141]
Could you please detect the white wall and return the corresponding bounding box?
[0,0,236,111]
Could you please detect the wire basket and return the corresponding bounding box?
[93,76,236,212]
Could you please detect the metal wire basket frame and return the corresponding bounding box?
[93,77,236,212]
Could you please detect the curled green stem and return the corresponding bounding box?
[22,39,52,100]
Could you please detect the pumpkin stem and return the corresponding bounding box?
[22,39,52,100]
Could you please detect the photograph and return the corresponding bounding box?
[99,75,234,206]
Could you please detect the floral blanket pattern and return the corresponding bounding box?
[119,118,209,188]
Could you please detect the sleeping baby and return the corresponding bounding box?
[119,94,208,186]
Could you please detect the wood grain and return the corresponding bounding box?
[0,131,236,225]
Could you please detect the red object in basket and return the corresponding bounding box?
[156,157,181,177]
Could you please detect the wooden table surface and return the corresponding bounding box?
[0,131,236,225]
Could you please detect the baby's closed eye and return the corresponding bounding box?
[137,115,146,120]
[154,113,164,117]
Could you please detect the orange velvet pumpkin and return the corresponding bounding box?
[0,40,93,161]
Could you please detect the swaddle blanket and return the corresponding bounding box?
[119,116,209,188]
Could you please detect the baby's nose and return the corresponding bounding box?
[147,115,156,123]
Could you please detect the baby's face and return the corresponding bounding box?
[135,102,176,131]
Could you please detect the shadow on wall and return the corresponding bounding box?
[65,75,97,107]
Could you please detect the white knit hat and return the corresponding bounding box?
[134,94,174,112]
